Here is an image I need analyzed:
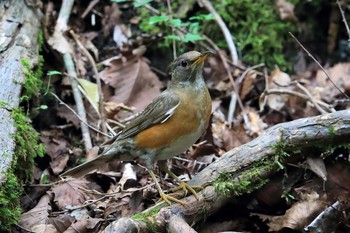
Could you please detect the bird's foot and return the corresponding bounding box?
[157,191,187,205]
[170,181,202,200]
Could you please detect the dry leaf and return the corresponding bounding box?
[102,3,121,38]
[31,224,57,233]
[49,215,75,232]
[306,157,327,181]
[57,105,81,128]
[20,194,53,230]
[315,63,350,103]
[211,112,251,151]
[113,24,130,47]
[51,179,92,209]
[101,55,162,113]
[246,107,267,136]
[64,214,91,233]
[268,191,326,231]
[265,67,292,111]
[40,130,70,174]
[240,70,258,100]
[276,0,297,22]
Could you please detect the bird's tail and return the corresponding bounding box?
[60,153,111,178]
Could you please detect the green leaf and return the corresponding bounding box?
[39,105,48,110]
[133,0,152,8]
[41,173,47,184]
[78,79,99,112]
[189,22,199,33]
[149,15,169,24]
[170,19,187,27]
[165,34,181,41]
[47,70,62,76]
[189,13,214,21]
[183,33,204,43]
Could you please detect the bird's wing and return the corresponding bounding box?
[117,91,180,140]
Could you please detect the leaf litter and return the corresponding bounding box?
[17,1,350,232]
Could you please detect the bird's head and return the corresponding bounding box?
[168,51,213,84]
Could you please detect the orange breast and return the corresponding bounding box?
[135,87,211,149]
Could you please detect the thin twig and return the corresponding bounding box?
[337,0,350,41]
[166,0,177,59]
[69,30,107,137]
[294,81,329,114]
[236,63,265,84]
[198,0,252,130]
[81,0,99,19]
[51,93,110,137]
[199,0,238,65]
[227,92,237,126]
[289,32,350,99]
[264,89,335,112]
[50,194,110,215]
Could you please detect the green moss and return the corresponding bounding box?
[11,107,45,182]
[214,131,297,197]
[132,204,165,233]
[214,163,271,197]
[0,31,46,231]
[206,0,296,70]
[0,100,11,108]
[0,172,22,231]
[327,125,339,137]
[20,56,44,103]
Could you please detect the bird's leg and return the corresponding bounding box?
[147,169,186,206]
[158,160,200,200]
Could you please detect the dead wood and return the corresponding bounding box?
[106,109,350,232]
[0,1,42,184]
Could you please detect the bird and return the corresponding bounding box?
[61,51,213,205]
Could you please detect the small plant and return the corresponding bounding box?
[113,0,214,50]
[207,0,296,70]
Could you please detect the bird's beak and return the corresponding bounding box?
[191,51,213,67]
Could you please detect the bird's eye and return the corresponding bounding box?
[179,60,188,67]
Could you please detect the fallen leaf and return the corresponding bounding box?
[78,78,99,113]
[31,224,57,233]
[240,70,258,100]
[246,107,267,136]
[316,63,350,103]
[265,67,292,111]
[276,0,297,22]
[64,214,91,233]
[100,54,162,113]
[57,105,81,128]
[40,130,70,174]
[51,179,92,209]
[306,156,327,181]
[102,3,121,38]
[20,194,53,230]
[268,191,327,231]
[49,215,75,232]
[211,111,251,151]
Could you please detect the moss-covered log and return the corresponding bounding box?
[106,110,350,232]
[0,0,43,230]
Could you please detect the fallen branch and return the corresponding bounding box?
[105,110,350,231]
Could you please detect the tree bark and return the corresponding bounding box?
[0,0,42,184]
